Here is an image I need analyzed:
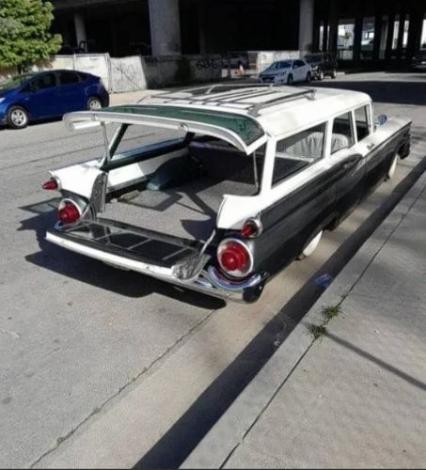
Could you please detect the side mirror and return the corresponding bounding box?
[375,114,388,126]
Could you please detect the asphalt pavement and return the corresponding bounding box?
[0,71,424,468]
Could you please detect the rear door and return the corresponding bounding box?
[23,73,58,119]
[56,71,86,114]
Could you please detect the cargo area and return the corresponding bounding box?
[100,140,265,242]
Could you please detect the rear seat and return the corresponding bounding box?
[278,131,350,160]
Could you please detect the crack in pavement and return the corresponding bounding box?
[28,307,218,469]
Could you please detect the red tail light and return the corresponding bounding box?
[217,239,253,278]
[42,178,58,191]
[241,218,263,238]
[58,201,80,225]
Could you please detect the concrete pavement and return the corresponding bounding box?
[0,71,425,468]
[183,170,426,468]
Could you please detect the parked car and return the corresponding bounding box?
[0,70,109,129]
[411,50,426,70]
[304,53,338,80]
[42,84,411,303]
[259,59,312,85]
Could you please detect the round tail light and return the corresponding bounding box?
[58,201,81,225]
[217,239,253,278]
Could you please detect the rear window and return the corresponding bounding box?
[58,71,80,85]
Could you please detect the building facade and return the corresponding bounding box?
[51,0,425,63]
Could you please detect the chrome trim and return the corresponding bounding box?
[207,266,263,292]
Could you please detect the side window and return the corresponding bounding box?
[295,60,305,67]
[30,73,56,92]
[58,71,80,85]
[273,123,326,186]
[354,106,370,141]
[331,112,354,154]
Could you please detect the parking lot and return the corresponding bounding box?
[0,71,425,468]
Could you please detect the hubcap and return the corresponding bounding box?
[11,109,27,126]
[89,99,101,110]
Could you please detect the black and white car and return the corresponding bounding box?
[258,60,312,85]
[42,85,411,303]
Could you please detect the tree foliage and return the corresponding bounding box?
[0,0,62,71]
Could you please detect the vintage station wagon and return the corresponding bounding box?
[42,85,411,302]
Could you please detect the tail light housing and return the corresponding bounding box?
[58,200,81,225]
[241,218,263,238]
[217,238,253,278]
[42,178,59,191]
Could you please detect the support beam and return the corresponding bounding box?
[298,0,314,53]
[148,0,182,56]
[328,0,338,53]
[73,12,87,51]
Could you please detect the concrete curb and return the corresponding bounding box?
[181,170,426,469]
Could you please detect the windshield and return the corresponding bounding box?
[268,61,291,70]
[0,74,34,92]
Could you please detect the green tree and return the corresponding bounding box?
[0,0,62,72]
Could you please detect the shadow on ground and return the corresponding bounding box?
[315,79,426,106]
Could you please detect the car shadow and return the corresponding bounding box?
[314,79,426,106]
[19,199,225,310]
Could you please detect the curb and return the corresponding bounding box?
[181,169,426,469]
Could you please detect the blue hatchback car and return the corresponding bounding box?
[0,70,109,129]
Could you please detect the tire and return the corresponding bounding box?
[87,96,102,110]
[306,72,312,83]
[386,154,398,180]
[318,69,324,80]
[297,231,323,260]
[331,69,337,79]
[287,74,294,85]
[7,106,29,129]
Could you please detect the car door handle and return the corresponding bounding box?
[366,143,375,150]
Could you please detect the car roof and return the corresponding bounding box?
[143,85,371,137]
[64,85,371,150]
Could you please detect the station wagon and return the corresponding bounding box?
[42,84,411,302]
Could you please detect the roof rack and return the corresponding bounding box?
[140,84,316,117]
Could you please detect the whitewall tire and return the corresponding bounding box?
[386,155,398,180]
[298,230,323,259]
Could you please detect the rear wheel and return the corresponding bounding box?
[306,71,312,83]
[318,69,324,80]
[87,96,102,110]
[7,106,29,129]
[287,74,294,85]
[298,231,323,260]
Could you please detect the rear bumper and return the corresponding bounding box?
[46,230,266,302]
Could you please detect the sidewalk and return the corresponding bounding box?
[183,171,426,469]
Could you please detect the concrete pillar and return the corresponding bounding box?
[148,0,181,56]
[328,0,338,53]
[73,12,87,50]
[353,15,363,62]
[372,12,383,61]
[298,0,314,53]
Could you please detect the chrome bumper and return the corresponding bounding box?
[46,231,266,302]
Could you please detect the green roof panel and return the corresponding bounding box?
[102,105,265,146]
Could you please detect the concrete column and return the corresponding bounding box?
[353,15,363,62]
[328,0,338,53]
[298,0,314,53]
[73,12,87,50]
[148,0,181,56]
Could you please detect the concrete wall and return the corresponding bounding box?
[141,54,222,88]
[254,50,301,73]
[15,53,222,92]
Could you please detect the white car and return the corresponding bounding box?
[259,59,312,85]
[42,84,411,303]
